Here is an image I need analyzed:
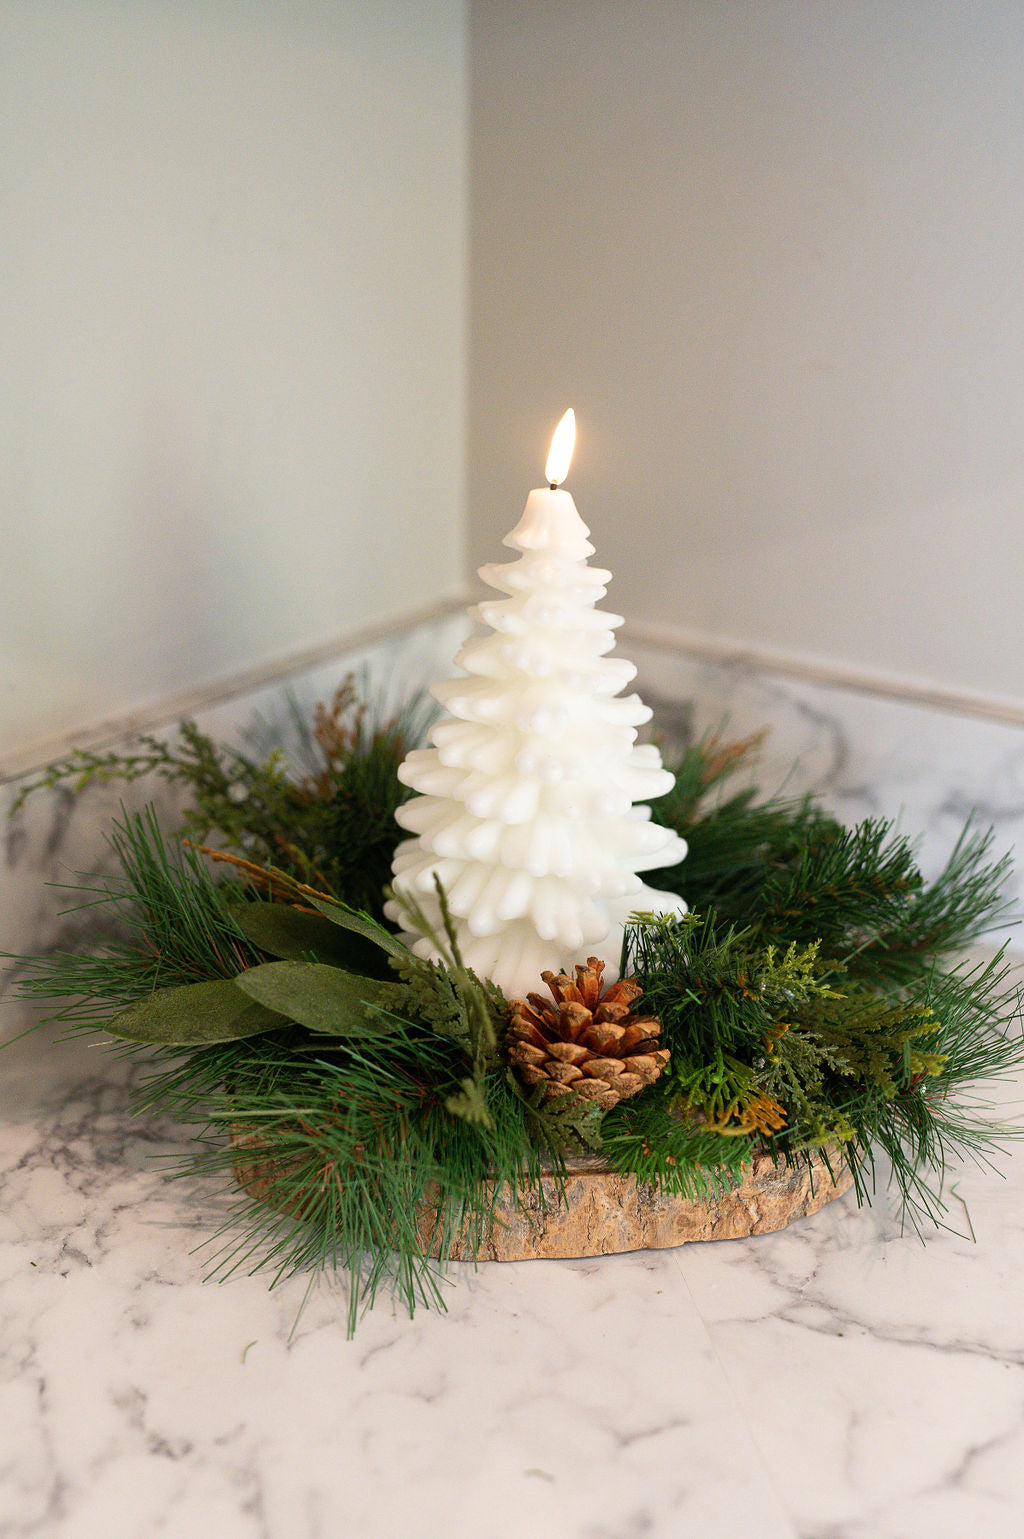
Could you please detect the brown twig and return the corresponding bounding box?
[191,843,335,912]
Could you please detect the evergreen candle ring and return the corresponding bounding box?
[8,414,1024,1335]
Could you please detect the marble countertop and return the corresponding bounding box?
[3,1016,1024,1539]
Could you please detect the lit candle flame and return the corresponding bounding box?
[544,408,576,487]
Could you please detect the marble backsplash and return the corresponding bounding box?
[626,635,1024,905]
[4,609,1023,1035]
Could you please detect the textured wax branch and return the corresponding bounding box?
[385,486,687,997]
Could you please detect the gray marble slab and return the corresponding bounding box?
[3,613,1024,1537]
[2,1001,1022,1537]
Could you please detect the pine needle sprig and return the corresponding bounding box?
[209,1073,453,1332]
[852,821,1017,984]
[104,807,267,983]
[600,1086,754,1199]
[12,948,167,1027]
[751,819,923,953]
[9,807,267,1027]
[645,728,769,827]
[140,1021,552,1332]
[625,911,767,1058]
[645,728,842,918]
[647,730,1015,975]
[131,1029,313,1120]
[908,948,1024,1097]
[656,790,841,920]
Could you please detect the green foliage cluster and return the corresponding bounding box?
[648,731,1014,982]
[13,809,589,1327]
[621,722,1023,1222]
[8,703,1024,1328]
[11,677,430,920]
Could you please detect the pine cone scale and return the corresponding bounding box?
[547,1040,590,1065]
[619,1022,660,1052]
[581,1056,627,1079]
[593,1002,631,1024]
[508,1040,547,1067]
[561,1002,592,1039]
[517,1065,547,1085]
[547,1062,584,1085]
[623,1051,670,1081]
[571,1079,611,1103]
[580,1022,625,1053]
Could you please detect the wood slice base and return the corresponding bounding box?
[416,1149,852,1261]
[232,1132,852,1264]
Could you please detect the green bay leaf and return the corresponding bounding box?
[106,979,288,1045]
[229,902,390,977]
[232,960,409,1036]
[308,898,408,959]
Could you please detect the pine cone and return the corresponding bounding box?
[507,957,670,1111]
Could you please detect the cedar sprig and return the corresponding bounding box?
[756,953,1024,1227]
[623,911,843,1138]
[673,1052,789,1137]
[774,992,941,1102]
[623,910,838,1063]
[385,877,505,1130]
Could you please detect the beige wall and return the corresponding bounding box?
[1,1,467,761]
[468,2,1024,710]
[9,1,1024,768]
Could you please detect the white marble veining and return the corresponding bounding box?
[4,617,1024,1537]
[2,1013,1024,1538]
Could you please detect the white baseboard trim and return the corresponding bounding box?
[8,597,1019,785]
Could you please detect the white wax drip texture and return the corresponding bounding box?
[385,486,687,999]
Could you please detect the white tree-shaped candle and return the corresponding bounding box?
[386,411,687,999]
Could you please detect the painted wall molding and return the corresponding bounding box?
[12,595,1021,788]
[619,619,1024,730]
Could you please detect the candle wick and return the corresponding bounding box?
[549,482,558,491]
